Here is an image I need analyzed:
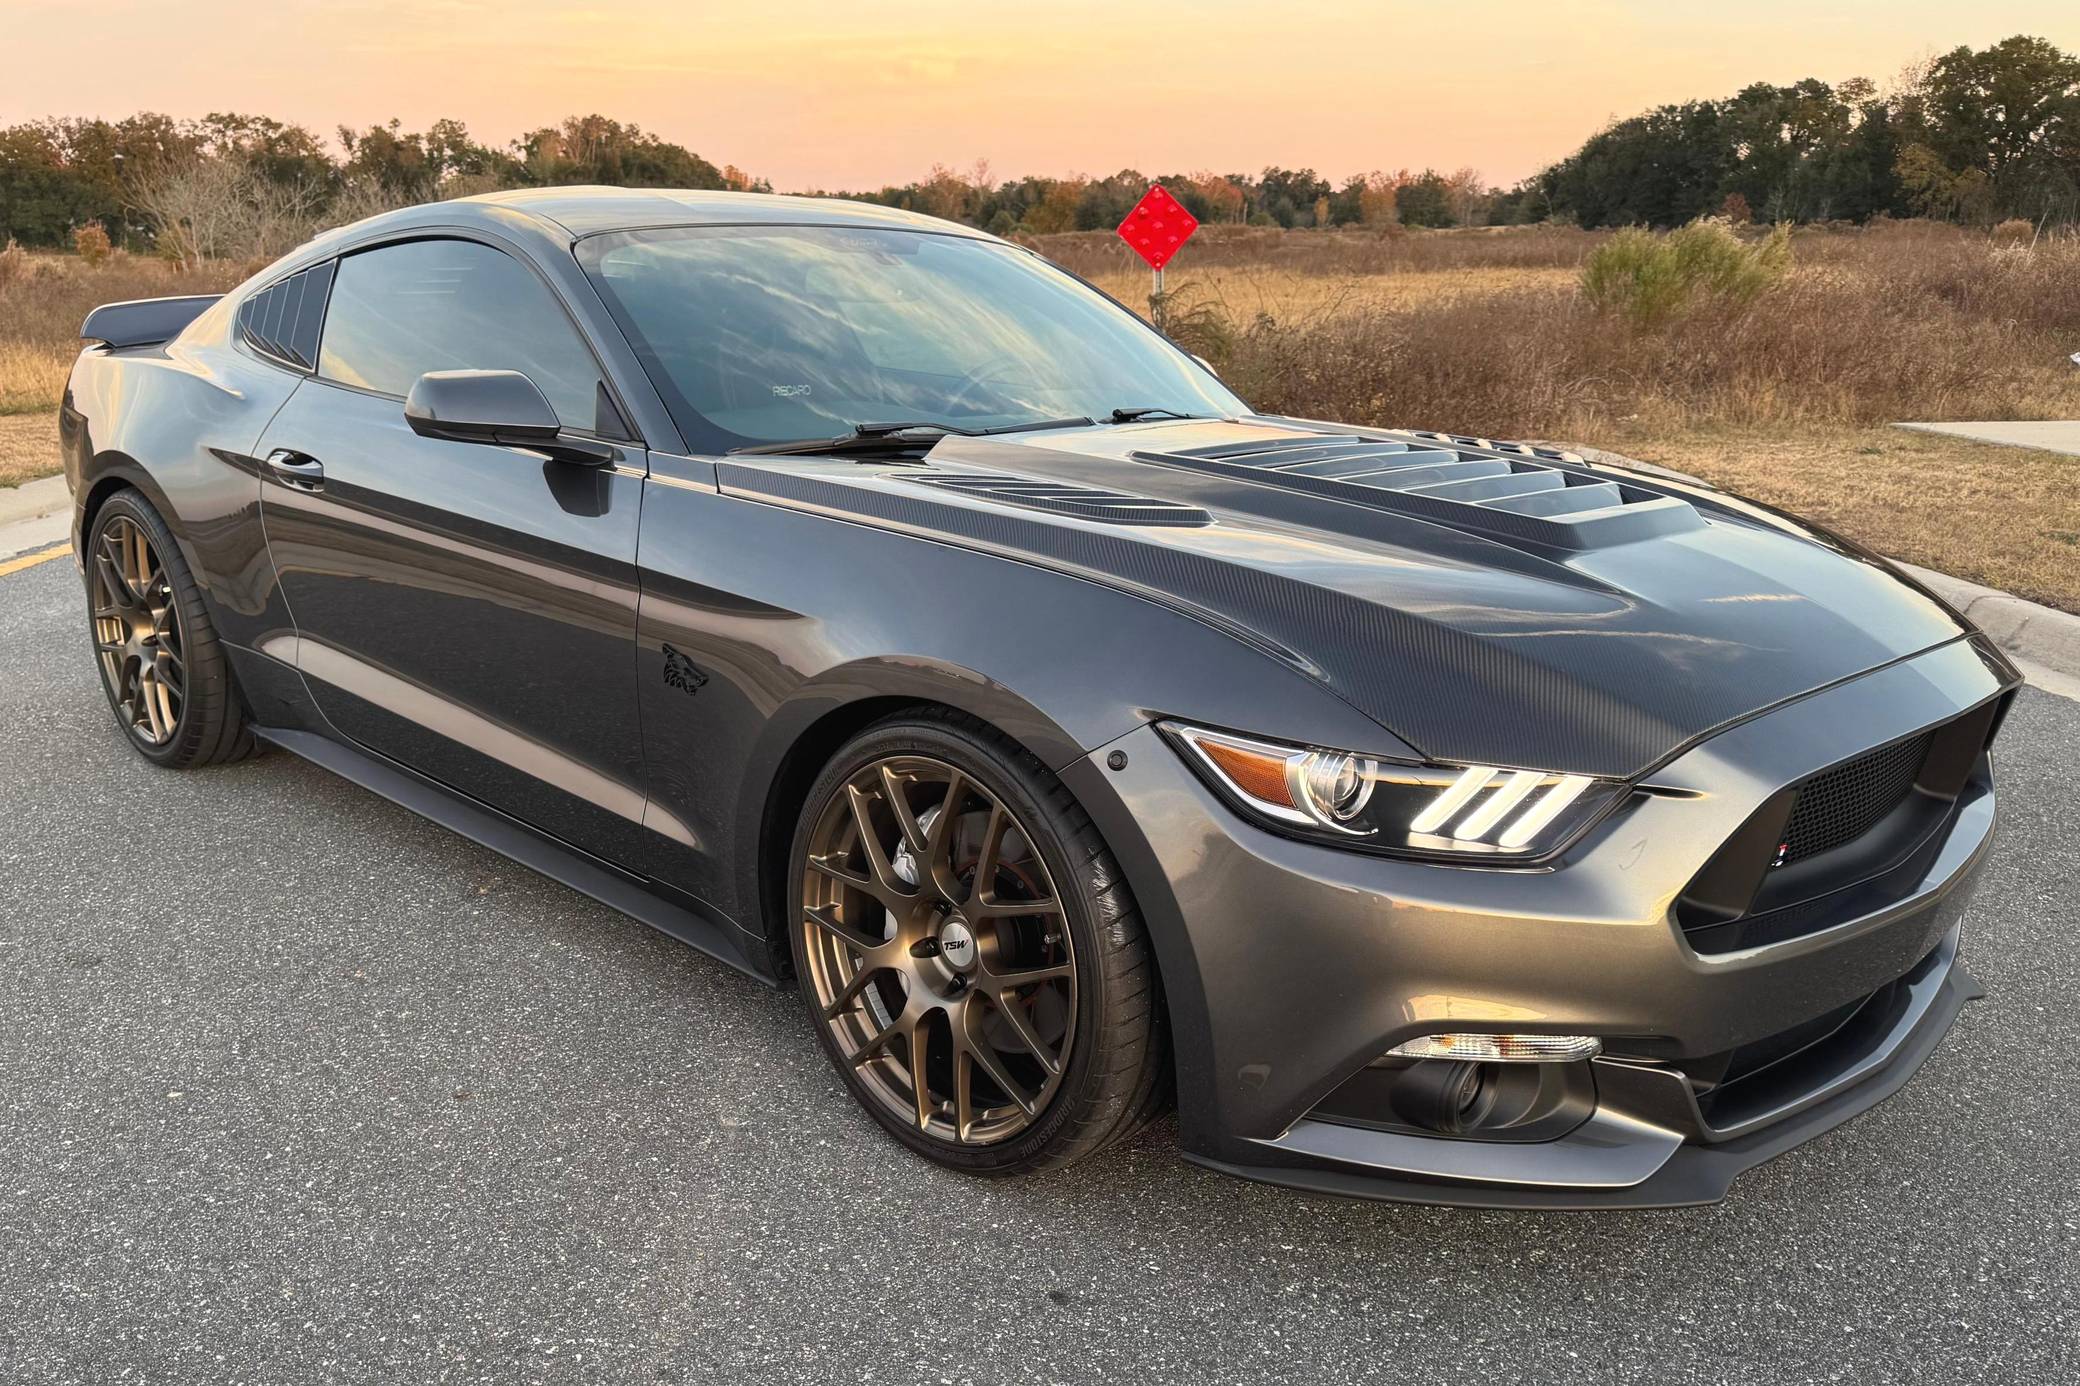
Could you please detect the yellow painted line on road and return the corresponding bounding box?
[0,542,72,577]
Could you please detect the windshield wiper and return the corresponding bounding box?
[729,416,1095,458]
[1108,406,1207,423]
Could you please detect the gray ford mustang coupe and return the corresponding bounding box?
[61,189,2014,1207]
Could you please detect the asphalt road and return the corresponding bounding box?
[2,550,2076,1386]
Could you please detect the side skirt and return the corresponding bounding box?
[256,725,778,986]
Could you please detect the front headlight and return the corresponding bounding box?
[1162,722,1627,861]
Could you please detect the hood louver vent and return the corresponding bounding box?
[1134,432,1702,549]
[908,472,1213,527]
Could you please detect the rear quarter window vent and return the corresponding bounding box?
[908,472,1213,527]
[1133,431,1703,549]
[235,260,335,372]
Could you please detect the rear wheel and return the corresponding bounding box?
[85,490,255,767]
[788,712,1165,1174]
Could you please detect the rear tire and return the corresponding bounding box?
[84,489,256,768]
[787,709,1166,1175]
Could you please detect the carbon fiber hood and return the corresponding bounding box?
[718,418,1978,779]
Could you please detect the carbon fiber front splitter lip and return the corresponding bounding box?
[1181,951,1983,1211]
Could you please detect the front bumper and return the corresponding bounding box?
[1065,638,2011,1208]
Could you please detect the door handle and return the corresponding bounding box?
[266,449,325,492]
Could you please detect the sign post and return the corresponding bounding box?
[1116,184,1199,334]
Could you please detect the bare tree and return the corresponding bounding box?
[126,153,327,269]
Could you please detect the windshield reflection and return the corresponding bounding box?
[578,225,1243,452]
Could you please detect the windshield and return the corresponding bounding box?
[576,225,1245,451]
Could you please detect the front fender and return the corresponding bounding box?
[632,477,1404,933]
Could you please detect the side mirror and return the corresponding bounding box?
[404,370,614,466]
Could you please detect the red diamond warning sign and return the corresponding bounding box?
[1116,184,1199,271]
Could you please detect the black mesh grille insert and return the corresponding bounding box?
[1779,733,1932,865]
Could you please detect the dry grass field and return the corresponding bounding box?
[0,413,58,489]
[4,222,2077,607]
[0,251,248,416]
[1050,220,2080,610]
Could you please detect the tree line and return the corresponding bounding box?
[2,33,2074,258]
[1526,35,2080,228]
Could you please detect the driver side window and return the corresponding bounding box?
[317,238,611,433]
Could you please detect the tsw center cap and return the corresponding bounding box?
[937,917,977,970]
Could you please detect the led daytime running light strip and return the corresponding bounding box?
[1411,765,1595,847]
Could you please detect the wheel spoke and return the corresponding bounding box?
[94,551,139,616]
[963,1027,1037,1117]
[879,764,928,854]
[137,666,166,740]
[925,771,968,855]
[985,959,1073,989]
[844,782,911,901]
[807,850,879,894]
[803,902,888,955]
[908,1015,936,1130]
[818,962,883,1020]
[123,522,152,602]
[988,992,1061,1077]
[954,1047,976,1141]
[846,1010,911,1069]
[966,803,1009,906]
[971,893,1061,920]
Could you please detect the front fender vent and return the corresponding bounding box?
[1134,432,1702,549]
[907,472,1213,527]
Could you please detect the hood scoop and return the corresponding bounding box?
[907,471,1213,528]
[1133,432,1703,550]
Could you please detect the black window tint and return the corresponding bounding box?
[317,238,604,430]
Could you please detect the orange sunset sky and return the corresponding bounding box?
[7,1,2078,188]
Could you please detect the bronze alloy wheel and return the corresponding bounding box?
[798,754,1078,1146]
[90,512,186,746]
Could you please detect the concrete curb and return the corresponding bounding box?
[1550,442,2080,700]
[0,474,69,528]
[1896,563,2080,701]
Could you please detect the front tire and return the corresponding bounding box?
[787,711,1165,1174]
[85,489,255,767]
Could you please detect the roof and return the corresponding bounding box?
[456,186,991,239]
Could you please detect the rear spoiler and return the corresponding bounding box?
[79,294,222,349]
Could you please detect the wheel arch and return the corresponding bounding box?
[74,453,176,555]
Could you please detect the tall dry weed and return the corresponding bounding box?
[1204,225,2080,438]
[0,252,248,412]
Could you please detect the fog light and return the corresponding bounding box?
[1384,1033,1602,1063]
[1387,1059,1497,1134]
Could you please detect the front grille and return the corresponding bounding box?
[1676,692,2008,955]
[1778,733,1932,865]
